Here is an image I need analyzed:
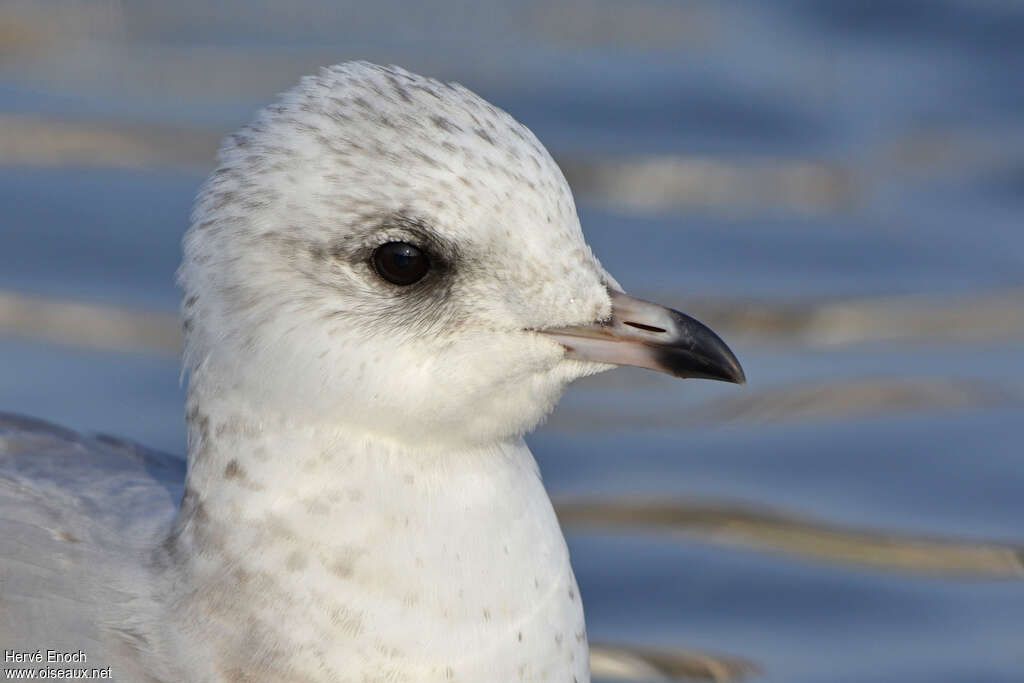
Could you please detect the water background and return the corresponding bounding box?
[1,2,1022,681]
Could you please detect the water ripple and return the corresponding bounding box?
[557,499,1024,578]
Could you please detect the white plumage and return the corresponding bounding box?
[1,62,742,682]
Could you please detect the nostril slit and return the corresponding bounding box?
[623,321,667,333]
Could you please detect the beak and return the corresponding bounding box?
[540,290,746,384]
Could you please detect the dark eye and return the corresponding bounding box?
[372,241,430,286]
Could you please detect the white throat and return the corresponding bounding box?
[159,386,590,682]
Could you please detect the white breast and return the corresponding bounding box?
[162,427,590,683]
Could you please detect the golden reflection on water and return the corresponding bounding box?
[589,642,757,683]
[569,496,1024,680]
[556,499,1024,579]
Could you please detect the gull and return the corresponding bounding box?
[0,62,744,682]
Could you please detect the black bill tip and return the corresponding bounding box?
[654,310,746,384]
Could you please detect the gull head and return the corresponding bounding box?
[179,62,743,449]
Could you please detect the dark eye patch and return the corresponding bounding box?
[307,215,462,335]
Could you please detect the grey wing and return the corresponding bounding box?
[0,413,184,674]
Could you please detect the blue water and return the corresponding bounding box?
[1,2,1022,681]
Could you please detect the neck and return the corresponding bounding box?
[158,389,590,682]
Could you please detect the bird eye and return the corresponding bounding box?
[372,241,430,286]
